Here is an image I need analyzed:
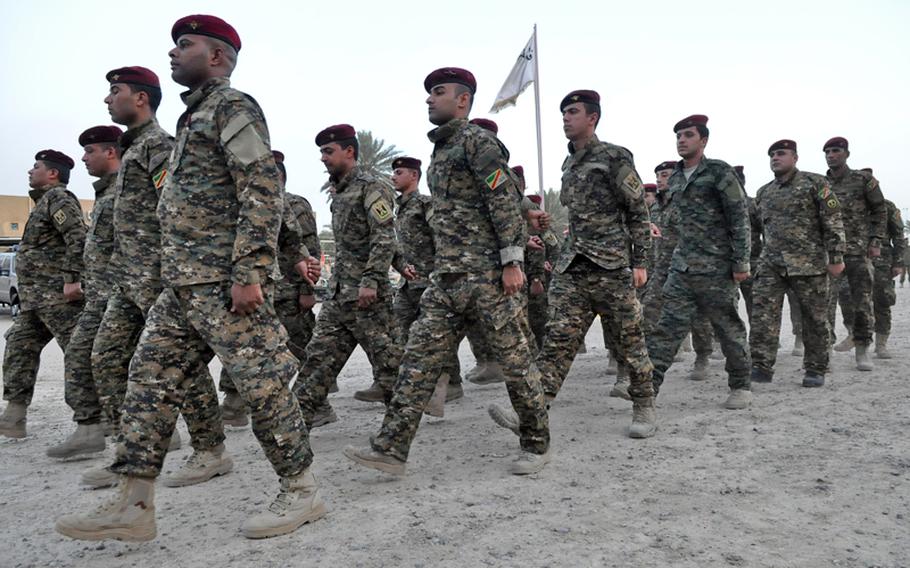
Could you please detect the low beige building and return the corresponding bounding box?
[0,195,94,240]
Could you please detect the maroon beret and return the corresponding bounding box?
[673,114,708,133]
[768,139,797,155]
[469,118,498,134]
[315,124,356,146]
[654,160,677,173]
[823,136,848,151]
[78,125,123,147]
[272,150,285,163]
[35,149,74,170]
[106,66,160,89]
[860,167,873,174]
[424,67,476,94]
[734,165,744,176]
[511,165,524,180]
[526,194,542,205]
[560,90,600,112]
[392,157,421,171]
[644,183,658,193]
[172,15,241,52]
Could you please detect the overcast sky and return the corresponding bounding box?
[2,0,908,228]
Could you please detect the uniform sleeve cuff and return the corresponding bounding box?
[869,238,882,249]
[733,262,751,274]
[63,272,80,283]
[829,254,844,265]
[500,246,525,265]
[359,278,378,290]
[231,265,262,286]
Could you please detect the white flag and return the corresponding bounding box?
[490,31,536,113]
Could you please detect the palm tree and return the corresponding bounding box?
[319,130,401,199]
[542,188,568,237]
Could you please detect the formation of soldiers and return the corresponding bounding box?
[0,14,905,543]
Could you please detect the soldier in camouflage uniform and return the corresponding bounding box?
[46,127,122,458]
[490,89,656,438]
[57,16,325,542]
[749,140,845,387]
[646,115,753,410]
[388,156,463,418]
[870,194,906,358]
[0,150,86,439]
[79,66,229,490]
[220,151,321,427]
[823,137,886,371]
[524,192,561,352]
[291,124,401,427]
[345,67,550,476]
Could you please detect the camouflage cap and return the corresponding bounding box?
[469,118,498,134]
[78,125,123,147]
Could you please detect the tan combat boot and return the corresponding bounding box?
[628,397,657,438]
[834,332,855,352]
[468,362,505,385]
[680,333,694,352]
[425,373,450,418]
[0,401,27,439]
[608,365,631,400]
[163,444,234,487]
[723,389,753,410]
[446,381,464,402]
[241,469,327,539]
[343,445,407,476]
[855,344,874,371]
[56,476,156,542]
[487,403,520,435]
[509,448,551,475]
[690,354,709,381]
[46,423,106,459]
[353,381,385,403]
[221,392,249,427]
[875,334,892,359]
[82,464,119,489]
[791,336,805,357]
[309,402,338,429]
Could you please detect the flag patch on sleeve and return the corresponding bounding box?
[152,169,168,189]
[485,168,506,190]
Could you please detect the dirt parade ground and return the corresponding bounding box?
[1,290,908,568]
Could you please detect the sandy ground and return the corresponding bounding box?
[1,290,908,568]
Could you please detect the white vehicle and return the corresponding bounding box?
[0,252,20,317]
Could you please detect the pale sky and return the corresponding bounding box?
[2,0,908,228]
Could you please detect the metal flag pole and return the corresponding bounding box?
[532,24,545,207]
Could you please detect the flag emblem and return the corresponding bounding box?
[152,169,167,189]
[485,168,506,190]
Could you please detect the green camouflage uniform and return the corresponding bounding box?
[391,191,462,381]
[63,173,117,424]
[872,200,906,335]
[292,166,400,424]
[526,219,561,351]
[646,158,752,394]
[749,169,845,376]
[371,118,549,461]
[3,183,85,406]
[110,77,309,479]
[536,136,654,400]
[825,168,886,346]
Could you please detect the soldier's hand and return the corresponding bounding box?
[544,260,553,273]
[650,223,662,238]
[527,235,544,251]
[732,271,751,283]
[632,268,648,288]
[502,264,525,296]
[294,259,313,285]
[402,265,418,281]
[299,294,316,310]
[828,262,845,277]
[357,286,378,309]
[231,283,264,315]
[307,257,322,283]
[63,281,83,302]
[530,278,545,296]
[892,267,904,279]
[868,246,881,258]
[527,209,550,230]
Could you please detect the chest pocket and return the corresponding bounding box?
[430,146,469,199]
[171,110,215,171]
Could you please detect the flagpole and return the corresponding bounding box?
[531,24,545,206]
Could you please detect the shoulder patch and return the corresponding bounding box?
[485,168,507,191]
[52,209,67,225]
[818,184,831,201]
[622,171,643,194]
[826,197,839,209]
[152,169,168,190]
[866,177,879,191]
[370,199,393,223]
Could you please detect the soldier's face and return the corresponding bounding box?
[320,143,352,176]
[27,161,52,188]
[105,83,139,126]
[676,127,707,159]
[391,167,417,192]
[655,168,673,190]
[825,147,848,169]
[426,84,460,125]
[169,34,212,88]
[770,149,797,175]
[82,144,111,178]
[645,192,657,206]
[562,103,596,141]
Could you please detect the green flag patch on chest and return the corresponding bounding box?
[485,168,506,190]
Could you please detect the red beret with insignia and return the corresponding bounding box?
[560,90,600,112]
[424,67,476,94]
[315,124,356,146]
[823,136,848,151]
[673,114,708,133]
[35,149,75,170]
[768,139,797,155]
[469,118,498,134]
[644,183,658,193]
[172,15,241,52]
[526,194,542,205]
[106,66,160,89]
[78,125,123,147]
[392,157,421,171]
[272,150,285,163]
[511,165,524,180]
[654,160,677,173]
